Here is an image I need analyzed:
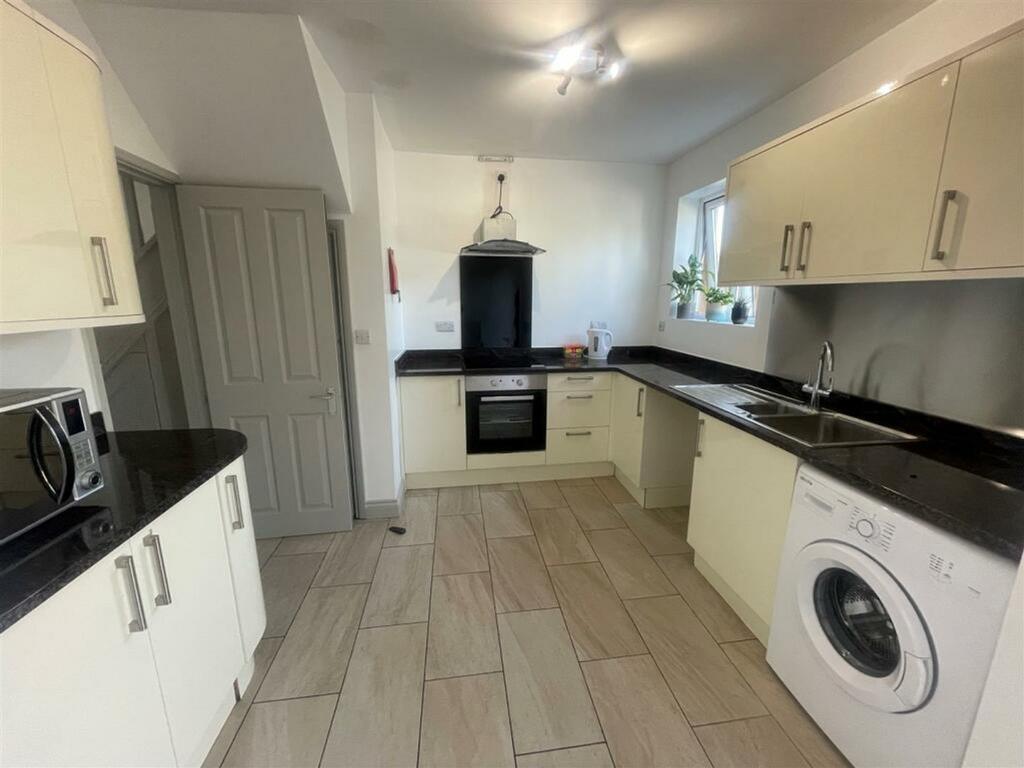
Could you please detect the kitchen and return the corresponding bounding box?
[1,1,1022,767]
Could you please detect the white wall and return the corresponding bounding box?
[0,331,109,417]
[395,153,666,350]
[653,0,1024,369]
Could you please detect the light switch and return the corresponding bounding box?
[435,321,455,333]
[354,329,371,345]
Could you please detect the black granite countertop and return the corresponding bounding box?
[0,429,247,633]
[397,347,1024,560]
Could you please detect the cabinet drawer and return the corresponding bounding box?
[547,389,611,428]
[548,372,612,391]
[546,427,609,465]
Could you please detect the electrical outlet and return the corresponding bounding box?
[435,320,455,333]
[658,320,666,332]
[353,329,371,345]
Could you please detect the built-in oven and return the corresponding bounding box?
[465,375,546,455]
[0,388,104,545]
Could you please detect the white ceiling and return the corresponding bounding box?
[84,0,931,164]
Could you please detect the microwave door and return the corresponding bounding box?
[28,407,73,502]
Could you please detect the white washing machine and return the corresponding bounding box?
[767,465,1017,768]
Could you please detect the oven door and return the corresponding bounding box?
[466,390,546,454]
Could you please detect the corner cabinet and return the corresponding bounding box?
[399,376,467,474]
[0,460,264,767]
[0,0,143,333]
[686,415,799,642]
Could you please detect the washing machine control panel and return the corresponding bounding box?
[848,508,895,550]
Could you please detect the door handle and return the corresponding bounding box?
[116,555,148,632]
[695,419,706,457]
[91,236,118,306]
[795,222,812,272]
[565,394,594,400]
[143,534,173,606]
[779,224,794,272]
[565,430,592,437]
[226,474,245,530]
[635,388,645,417]
[566,375,594,381]
[930,189,958,261]
[481,395,534,402]
[310,386,337,415]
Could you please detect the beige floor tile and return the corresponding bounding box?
[385,493,437,546]
[587,528,674,599]
[256,584,368,701]
[593,475,633,504]
[722,640,850,767]
[556,477,595,488]
[434,515,488,575]
[498,609,603,754]
[489,536,558,613]
[625,595,766,725]
[529,507,597,566]
[426,573,501,679]
[202,637,282,767]
[361,544,433,627]
[273,532,335,556]
[617,503,692,556]
[438,485,482,515]
[406,488,439,498]
[657,554,754,643]
[482,490,534,538]
[564,486,626,530]
[261,553,323,637]
[548,563,645,660]
[223,694,336,768]
[519,480,567,509]
[582,655,711,768]
[321,623,427,768]
[480,482,520,492]
[695,716,810,768]
[419,673,515,768]
[515,744,613,768]
[314,520,387,586]
[256,538,281,567]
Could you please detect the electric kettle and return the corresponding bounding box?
[586,327,613,360]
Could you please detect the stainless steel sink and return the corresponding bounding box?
[736,401,810,418]
[751,412,918,447]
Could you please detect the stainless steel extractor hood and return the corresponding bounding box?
[459,238,546,256]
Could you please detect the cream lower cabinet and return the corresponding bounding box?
[546,374,611,465]
[608,374,700,507]
[400,376,467,474]
[686,415,799,642]
[0,0,142,332]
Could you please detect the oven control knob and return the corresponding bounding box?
[490,379,499,387]
[514,378,523,386]
[80,471,102,490]
[856,518,876,538]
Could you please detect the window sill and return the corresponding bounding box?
[671,316,756,329]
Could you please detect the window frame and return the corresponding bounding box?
[692,191,757,324]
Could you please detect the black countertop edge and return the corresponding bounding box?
[395,347,1024,560]
[0,428,247,634]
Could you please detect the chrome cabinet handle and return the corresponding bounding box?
[91,236,118,306]
[565,430,592,436]
[143,534,173,606]
[565,394,594,400]
[779,224,794,271]
[635,388,645,417]
[566,375,594,381]
[695,419,706,458]
[457,379,463,407]
[310,386,337,415]
[116,555,148,632]
[795,222,812,272]
[226,474,245,530]
[930,189,958,261]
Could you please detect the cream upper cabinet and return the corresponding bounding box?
[796,64,958,279]
[686,415,799,641]
[400,376,467,474]
[923,31,1024,272]
[719,134,808,284]
[0,1,142,332]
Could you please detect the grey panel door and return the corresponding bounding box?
[177,185,353,536]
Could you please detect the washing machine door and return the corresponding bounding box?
[794,540,934,713]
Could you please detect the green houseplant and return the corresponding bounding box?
[665,254,703,318]
[701,283,734,322]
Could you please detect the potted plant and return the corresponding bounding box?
[731,296,750,325]
[664,254,703,318]
[701,284,734,322]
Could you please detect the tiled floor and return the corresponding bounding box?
[205,476,849,768]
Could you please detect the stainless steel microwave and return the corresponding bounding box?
[0,388,104,545]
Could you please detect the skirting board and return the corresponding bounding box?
[361,497,402,520]
[614,467,690,509]
[406,461,614,489]
[693,553,770,645]
[468,451,546,470]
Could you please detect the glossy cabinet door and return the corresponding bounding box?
[0,544,176,767]
[217,457,266,662]
[797,64,958,279]
[0,2,97,325]
[608,374,645,486]
[686,415,799,638]
[132,478,244,767]
[924,31,1024,272]
[400,376,467,473]
[719,133,808,284]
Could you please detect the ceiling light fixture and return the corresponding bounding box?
[556,74,572,96]
[607,60,622,80]
[551,43,583,73]
[550,41,624,96]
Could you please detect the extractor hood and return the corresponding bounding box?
[459,238,546,256]
[460,172,545,256]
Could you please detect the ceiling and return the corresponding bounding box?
[84,0,932,164]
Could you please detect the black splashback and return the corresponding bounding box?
[460,255,532,349]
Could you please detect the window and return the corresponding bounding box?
[692,192,757,323]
